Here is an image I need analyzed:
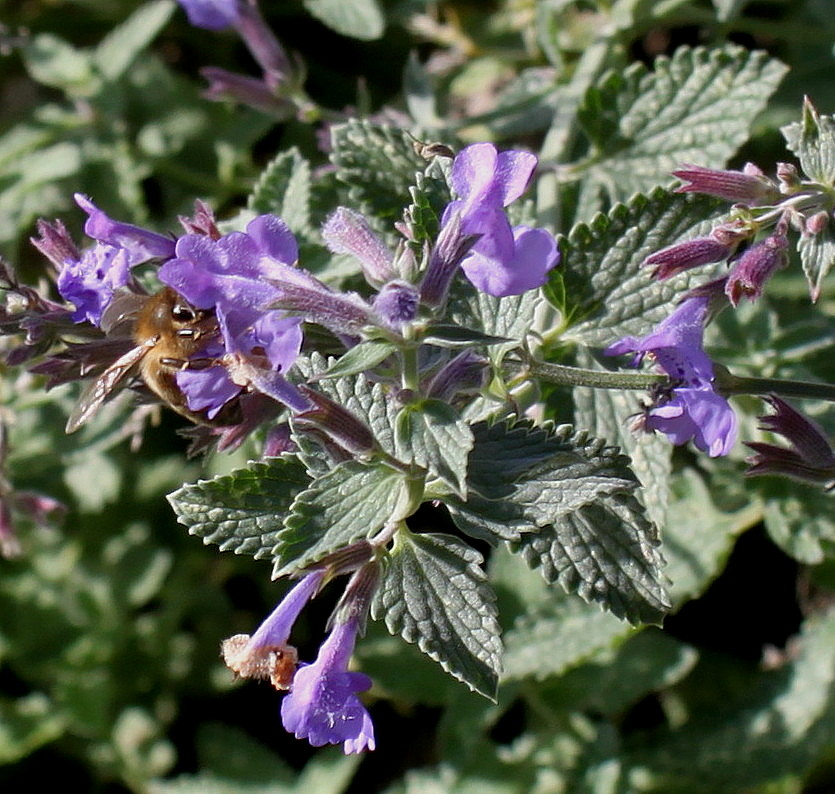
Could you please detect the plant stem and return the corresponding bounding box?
[718,371,835,403]
[518,359,667,390]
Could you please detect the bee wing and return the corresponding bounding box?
[65,339,155,433]
[100,288,148,336]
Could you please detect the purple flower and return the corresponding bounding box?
[75,194,176,264]
[434,143,559,298]
[281,614,375,754]
[605,296,737,457]
[158,214,305,416]
[177,0,241,30]
[322,207,395,286]
[222,570,326,690]
[57,244,131,325]
[644,236,734,280]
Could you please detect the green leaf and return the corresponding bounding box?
[312,340,397,380]
[93,0,175,82]
[273,460,408,575]
[166,456,310,560]
[303,0,385,40]
[502,593,633,681]
[248,148,312,235]
[372,531,502,699]
[782,98,835,186]
[330,120,427,221]
[624,609,835,791]
[447,418,639,541]
[511,493,670,625]
[395,399,473,498]
[555,188,723,341]
[21,33,98,95]
[797,226,835,302]
[0,694,66,764]
[576,45,787,203]
[423,324,511,348]
[762,481,835,565]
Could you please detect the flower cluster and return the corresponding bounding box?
[221,560,378,754]
[606,154,835,460]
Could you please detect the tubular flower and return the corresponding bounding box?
[158,214,305,416]
[176,0,241,30]
[222,570,326,690]
[605,296,737,457]
[280,614,375,754]
[433,143,559,298]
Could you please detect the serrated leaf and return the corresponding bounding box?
[167,456,309,560]
[782,99,835,186]
[577,45,787,202]
[371,531,502,698]
[312,340,396,380]
[303,0,384,40]
[248,148,312,234]
[273,461,407,575]
[330,121,427,221]
[93,0,175,82]
[447,418,640,542]
[395,400,473,498]
[511,493,669,624]
[556,188,724,342]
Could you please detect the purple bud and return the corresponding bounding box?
[745,397,835,486]
[30,219,80,271]
[178,199,221,239]
[199,67,294,116]
[672,163,779,206]
[321,208,395,286]
[644,236,733,280]
[372,281,419,330]
[235,0,293,87]
[805,210,829,236]
[271,280,375,335]
[725,234,788,306]
[426,350,487,401]
[294,387,378,458]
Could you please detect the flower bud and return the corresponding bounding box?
[294,386,378,458]
[321,208,395,286]
[372,280,419,331]
[672,163,779,206]
[725,234,788,306]
[644,236,733,280]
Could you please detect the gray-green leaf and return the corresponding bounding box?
[371,531,502,699]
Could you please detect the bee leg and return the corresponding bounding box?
[159,356,224,371]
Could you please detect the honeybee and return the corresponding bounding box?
[66,287,228,432]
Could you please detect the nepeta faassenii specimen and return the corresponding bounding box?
[4,0,835,759]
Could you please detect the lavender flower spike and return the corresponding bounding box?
[281,613,375,754]
[605,296,737,457]
[222,569,326,690]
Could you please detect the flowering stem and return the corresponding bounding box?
[518,359,668,391]
[717,371,835,403]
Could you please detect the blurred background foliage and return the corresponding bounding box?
[2,1,835,792]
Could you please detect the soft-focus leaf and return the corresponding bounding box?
[303,0,385,40]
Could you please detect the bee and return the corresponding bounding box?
[66,287,228,432]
